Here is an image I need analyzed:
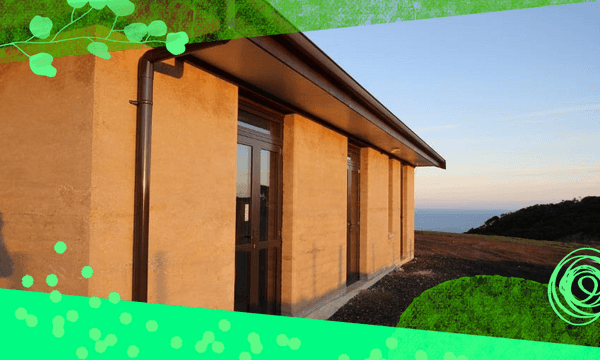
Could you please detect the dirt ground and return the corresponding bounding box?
[326,231,600,328]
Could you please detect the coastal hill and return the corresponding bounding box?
[464,196,600,243]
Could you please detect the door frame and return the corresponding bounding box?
[347,143,361,286]
[234,97,284,315]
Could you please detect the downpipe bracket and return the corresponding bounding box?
[129,100,153,106]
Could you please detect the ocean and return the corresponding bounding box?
[414,209,514,234]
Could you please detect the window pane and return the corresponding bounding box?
[234,250,251,312]
[239,111,271,135]
[259,150,278,242]
[236,144,252,245]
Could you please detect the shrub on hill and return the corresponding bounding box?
[465,196,600,243]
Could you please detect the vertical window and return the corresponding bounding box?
[399,164,404,260]
[388,159,394,234]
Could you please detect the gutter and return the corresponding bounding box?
[129,39,230,303]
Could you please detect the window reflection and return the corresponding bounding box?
[236,144,252,245]
[260,150,277,242]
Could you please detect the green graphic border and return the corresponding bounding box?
[0,0,592,64]
[1,0,599,359]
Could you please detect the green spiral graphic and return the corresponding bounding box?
[548,247,600,326]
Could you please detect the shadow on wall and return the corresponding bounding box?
[0,212,15,278]
[8,252,29,290]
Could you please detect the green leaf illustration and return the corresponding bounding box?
[147,20,167,37]
[29,16,53,39]
[107,0,135,17]
[67,0,88,8]
[29,52,57,77]
[89,0,108,10]
[87,41,111,59]
[124,23,148,43]
[166,32,189,55]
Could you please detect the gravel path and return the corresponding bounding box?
[326,232,600,328]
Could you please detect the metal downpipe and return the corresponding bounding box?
[130,39,230,303]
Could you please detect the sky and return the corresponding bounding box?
[302,2,600,211]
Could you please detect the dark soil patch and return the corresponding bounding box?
[326,232,600,328]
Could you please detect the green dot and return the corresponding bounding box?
[52,315,65,326]
[109,292,121,304]
[54,241,67,254]
[239,352,251,360]
[146,320,158,332]
[171,336,182,349]
[67,310,79,322]
[105,334,118,346]
[369,349,382,359]
[15,307,27,320]
[95,341,107,354]
[276,334,288,346]
[444,354,457,360]
[89,297,101,308]
[81,266,93,279]
[89,328,101,341]
[120,312,132,325]
[212,341,224,354]
[203,331,215,343]
[195,341,208,353]
[339,355,350,360]
[386,336,398,349]
[248,332,259,343]
[218,319,231,332]
[25,314,38,327]
[46,274,58,287]
[22,275,34,288]
[415,350,428,360]
[445,355,457,360]
[127,345,139,358]
[289,337,301,350]
[76,347,88,359]
[53,327,65,338]
[250,343,263,354]
[50,290,62,303]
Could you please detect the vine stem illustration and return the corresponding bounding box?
[0,35,170,52]
[51,7,94,42]
[0,9,163,54]
[0,0,190,77]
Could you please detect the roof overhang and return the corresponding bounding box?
[186,32,446,169]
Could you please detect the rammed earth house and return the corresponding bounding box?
[0,6,445,319]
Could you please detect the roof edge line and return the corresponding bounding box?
[273,32,446,167]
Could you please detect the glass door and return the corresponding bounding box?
[347,145,361,286]
[235,137,282,315]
